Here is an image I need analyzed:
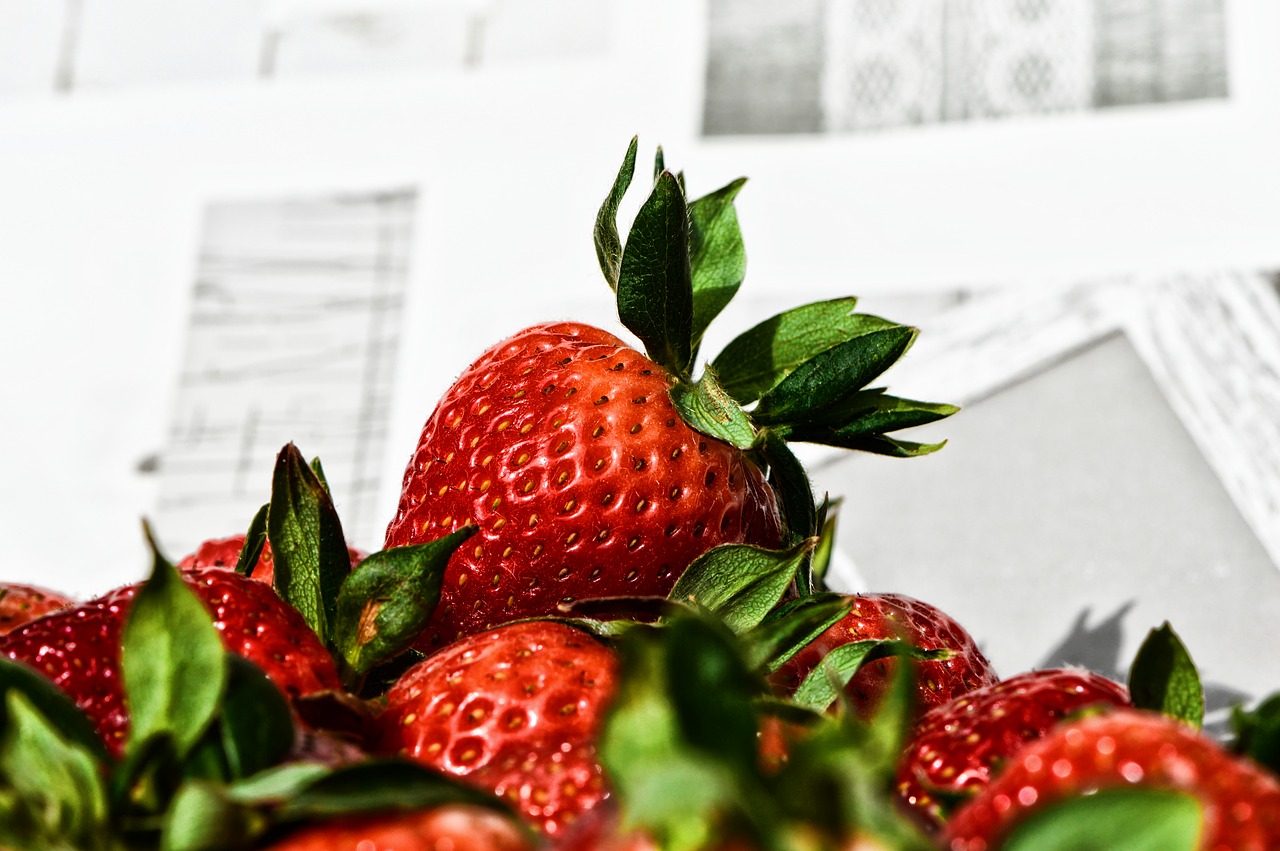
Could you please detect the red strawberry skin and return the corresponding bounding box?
[768,593,998,719]
[896,668,1130,832]
[0,583,75,635]
[945,708,1280,850]
[261,804,536,851]
[374,619,619,837]
[178,534,366,588]
[0,567,341,755]
[384,322,782,647]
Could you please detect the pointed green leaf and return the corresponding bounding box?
[668,368,756,450]
[226,762,332,804]
[268,443,350,646]
[309,456,331,494]
[711,300,900,405]
[617,170,694,377]
[757,429,818,553]
[186,655,294,782]
[653,146,665,183]
[1003,787,1201,850]
[688,178,747,347]
[743,594,854,674]
[275,759,511,822]
[810,496,839,590]
[1129,622,1204,728]
[668,539,815,635]
[122,532,227,758]
[334,527,477,677]
[235,504,269,577]
[595,136,638,290]
[753,326,918,426]
[791,640,949,713]
[0,690,110,848]
[1230,693,1280,773]
[824,433,949,458]
[162,781,266,851]
[0,658,107,762]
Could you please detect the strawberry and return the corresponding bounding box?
[178,533,366,587]
[374,619,619,837]
[384,141,955,647]
[769,593,998,720]
[0,566,341,755]
[895,668,1130,832]
[945,708,1280,850]
[260,804,537,851]
[0,582,74,634]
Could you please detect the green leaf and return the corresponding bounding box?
[0,658,107,762]
[1002,787,1202,850]
[827,434,950,458]
[786,391,958,444]
[687,177,747,348]
[752,326,918,427]
[668,368,756,450]
[653,146,665,183]
[810,497,839,590]
[333,527,477,678]
[1231,693,1280,774]
[186,655,294,782]
[668,540,815,635]
[122,530,227,758]
[1129,622,1204,728]
[235,504,269,577]
[617,170,694,377]
[0,690,110,848]
[275,760,510,822]
[226,762,332,804]
[757,429,818,553]
[309,456,331,494]
[162,781,265,851]
[711,300,899,405]
[743,594,853,674]
[595,136,638,290]
[268,442,350,646]
[790,640,949,713]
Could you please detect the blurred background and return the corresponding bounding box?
[1,0,1277,713]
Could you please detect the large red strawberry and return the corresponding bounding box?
[179,533,366,588]
[374,619,619,837]
[945,708,1280,850]
[0,582,75,634]
[769,593,998,719]
[261,805,537,851]
[0,567,341,755]
[896,668,1131,832]
[384,142,955,647]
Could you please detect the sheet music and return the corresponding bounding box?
[155,190,416,554]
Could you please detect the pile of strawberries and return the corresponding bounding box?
[3,139,1280,850]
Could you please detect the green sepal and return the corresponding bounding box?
[752,325,918,427]
[742,593,854,674]
[235,504,269,578]
[757,428,818,554]
[783,390,958,448]
[333,527,478,680]
[0,657,108,762]
[790,640,950,713]
[600,615,771,851]
[810,497,839,591]
[1230,692,1280,773]
[309,456,331,494]
[184,655,294,783]
[830,434,950,458]
[162,781,267,851]
[710,299,899,405]
[0,690,111,850]
[668,367,756,450]
[617,170,694,378]
[109,731,181,825]
[1128,622,1204,728]
[687,177,747,350]
[1002,787,1202,850]
[268,442,350,647]
[667,539,816,635]
[595,136,638,290]
[123,526,228,759]
[653,146,665,183]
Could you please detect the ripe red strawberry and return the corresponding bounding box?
[896,668,1130,832]
[374,619,619,837]
[178,533,366,587]
[384,322,783,647]
[0,567,341,755]
[769,593,998,719]
[945,708,1280,850]
[260,805,537,851]
[0,582,74,634]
